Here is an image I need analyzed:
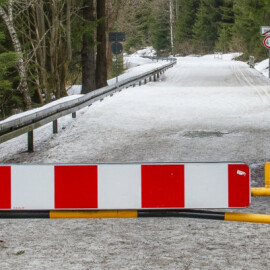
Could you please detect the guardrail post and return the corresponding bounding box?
[53,120,58,134]
[139,81,141,86]
[72,112,76,118]
[157,73,160,79]
[144,78,147,84]
[149,76,152,82]
[154,74,157,81]
[28,131,34,152]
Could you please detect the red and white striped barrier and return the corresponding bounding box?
[0,163,250,210]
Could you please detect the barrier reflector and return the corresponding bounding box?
[0,166,11,209]
[141,165,185,208]
[185,164,228,208]
[54,165,98,209]
[11,165,54,210]
[228,164,250,207]
[98,165,141,209]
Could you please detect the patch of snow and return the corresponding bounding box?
[255,59,269,78]
[0,95,83,124]
[130,46,156,57]
[68,54,166,95]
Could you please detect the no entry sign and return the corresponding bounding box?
[263,36,270,49]
[261,26,270,36]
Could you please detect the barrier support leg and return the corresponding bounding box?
[28,131,34,153]
[72,112,76,119]
[251,162,270,196]
[53,120,58,134]
[265,162,270,188]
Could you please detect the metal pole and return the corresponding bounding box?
[53,120,58,134]
[116,53,119,85]
[28,131,34,152]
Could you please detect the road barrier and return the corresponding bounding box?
[251,162,270,196]
[0,210,270,224]
[0,163,250,210]
[0,58,176,152]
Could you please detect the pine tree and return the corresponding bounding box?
[192,0,223,53]
[216,0,234,53]
[150,1,171,56]
[233,0,270,59]
[175,0,200,42]
[0,31,21,118]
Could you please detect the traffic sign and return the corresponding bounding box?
[263,36,270,49]
[109,32,126,42]
[261,26,270,36]
[111,42,123,55]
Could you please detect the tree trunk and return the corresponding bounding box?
[35,0,47,103]
[81,0,96,94]
[0,3,32,110]
[96,0,108,89]
[169,0,175,56]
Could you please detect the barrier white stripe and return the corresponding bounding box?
[185,164,228,208]
[11,165,54,210]
[98,165,141,209]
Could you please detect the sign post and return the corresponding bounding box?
[109,32,125,85]
[261,26,270,78]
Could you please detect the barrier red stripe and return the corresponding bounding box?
[54,165,98,209]
[0,166,11,209]
[141,165,185,208]
[228,164,250,207]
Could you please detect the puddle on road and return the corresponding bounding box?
[183,131,229,138]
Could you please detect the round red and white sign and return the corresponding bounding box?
[263,36,270,49]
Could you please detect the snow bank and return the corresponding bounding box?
[68,47,162,95]
[0,95,83,124]
[129,47,156,57]
[255,59,269,78]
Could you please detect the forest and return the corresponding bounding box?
[0,0,270,119]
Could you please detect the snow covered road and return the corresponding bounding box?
[1,54,270,269]
[2,54,270,164]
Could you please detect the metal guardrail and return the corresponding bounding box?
[0,58,176,151]
[142,56,177,62]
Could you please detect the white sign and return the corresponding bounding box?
[263,36,270,49]
[261,26,270,36]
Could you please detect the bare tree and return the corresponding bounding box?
[96,0,108,88]
[0,0,32,109]
[169,0,175,56]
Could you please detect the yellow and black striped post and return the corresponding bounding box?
[251,163,270,196]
